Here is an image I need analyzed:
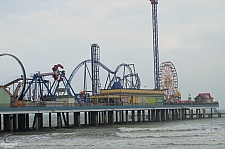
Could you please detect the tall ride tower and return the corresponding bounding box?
[91,43,101,95]
[150,0,159,89]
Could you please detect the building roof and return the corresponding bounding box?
[100,89,164,96]
[194,93,214,100]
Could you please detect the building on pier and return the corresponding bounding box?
[194,93,214,103]
[89,89,165,105]
[0,86,11,107]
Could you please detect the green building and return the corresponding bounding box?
[0,86,11,107]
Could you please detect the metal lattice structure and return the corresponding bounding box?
[159,61,178,100]
[22,64,81,104]
[91,43,101,95]
[150,0,160,89]
[68,59,141,93]
[67,44,141,95]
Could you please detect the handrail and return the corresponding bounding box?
[0,102,219,108]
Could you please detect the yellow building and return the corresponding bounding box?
[90,89,164,104]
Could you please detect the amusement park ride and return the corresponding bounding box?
[0,43,141,107]
[150,0,180,101]
[22,64,80,104]
[0,1,181,106]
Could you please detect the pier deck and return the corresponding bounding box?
[0,103,220,132]
[0,103,219,114]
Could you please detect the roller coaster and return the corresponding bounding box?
[67,43,140,96]
[0,44,141,106]
[67,59,141,94]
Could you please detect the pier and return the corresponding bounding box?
[0,103,220,132]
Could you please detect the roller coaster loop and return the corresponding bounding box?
[0,53,26,101]
[67,59,141,89]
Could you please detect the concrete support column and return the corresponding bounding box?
[196,109,199,118]
[156,110,161,122]
[126,110,128,123]
[73,112,76,126]
[142,110,145,122]
[57,113,62,128]
[88,112,91,124]
[172,109,175,120]
[13,114,17,131]
[155,110,159,121]
[66,112,69,127]
[179,109,183,120]
[210,108,213,118]
[104,111,107,125]
[108,111,114,125]
[119,111,122,123]
[0,114,1,131]
[84,112,87,125]
[49,113,51,127]
[102,112,104,124]
[9,115,13,132]
[169,110,172,120]
[111,111,114,125]
[116,111,118,123]
[122,111,124,123]
[35,113,39,130]
[148,110,151,122]
[164,109,167,121]
[166,109,169,120]
[96,112,99,126]
[189,109,192,119]
[18,114,26,130]
[107,111,110,124]
[74,112,81,127]
[137,110,141,122]
[99,111,101,124]
[132,110,135,122]
[151,110,155,121]
[91,111,98,126]
[62,112,66,127]
[175,109,178,120]
[184,110,187,119]
[36,113,43,129]
[203,109,206,119]
[161,109,164,121]
[4,114,9,131]
[26,114,29,130]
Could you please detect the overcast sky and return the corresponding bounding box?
[0,0,224,109]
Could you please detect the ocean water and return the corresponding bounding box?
[0,112,224,149]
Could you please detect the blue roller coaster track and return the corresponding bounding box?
[67,59,141,91]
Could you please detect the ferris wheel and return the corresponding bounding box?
[159,61,178,100]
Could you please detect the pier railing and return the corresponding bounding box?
[0,102,219,108]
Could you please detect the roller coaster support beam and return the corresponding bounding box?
[63,77,82,106]
[22,73,56,101]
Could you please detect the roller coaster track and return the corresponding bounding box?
[68,59,141,89]
[107,73,141,89]
[0,53,26,101]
